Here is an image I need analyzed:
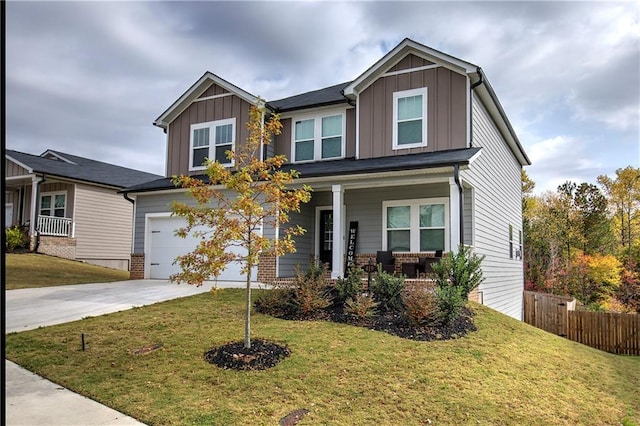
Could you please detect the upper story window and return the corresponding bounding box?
[383,198,448,252]
[292,113,344,163]
[40,191,66,218]
[393,88,428,149]
[190,118,235,170]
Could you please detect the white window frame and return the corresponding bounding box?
[382,198,449,252]
[189,118,236,171]
[39,191,67,218]
[392,87,428,150]
[291,111,346,163]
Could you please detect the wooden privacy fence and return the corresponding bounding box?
[523,291,640,355]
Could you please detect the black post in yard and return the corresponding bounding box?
[81,333,85,351]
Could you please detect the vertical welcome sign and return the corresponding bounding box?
[345,221,358,270]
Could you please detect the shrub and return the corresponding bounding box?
[293,263,332,315]
[403,283,441,326]
[254,286,297,318]
[431,245,485,299]
[335,265,364,303]
[6,225,28,252]
[344,293,378,319]
[435,285,466,325]
[371,265,405,312]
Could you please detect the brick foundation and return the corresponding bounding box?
[130,253,145,279]
[37,236,77,260]
[257,253,276,283]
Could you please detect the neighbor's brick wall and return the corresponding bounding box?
[37,236,77,260]
[468,287,480,303]
[257,253,276,283]
[130,253,145,279]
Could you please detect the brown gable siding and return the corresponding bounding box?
[197,82,229,99]
[6,159,30,177]
[274,118,292,160]
[166,93,253,176]
[388,54,434,72]
[358,66,467,159]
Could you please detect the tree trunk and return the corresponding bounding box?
[244,267,252,349]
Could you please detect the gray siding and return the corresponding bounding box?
[39,182,75,219]
[462,92,524,320]
[74,184,133,269]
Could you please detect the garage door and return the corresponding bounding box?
[148,216,252,281]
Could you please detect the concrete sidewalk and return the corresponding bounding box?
[5,279,263,425]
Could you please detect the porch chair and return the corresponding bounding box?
[417,250,444,277]
[376,250,396,274]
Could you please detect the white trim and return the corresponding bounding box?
[381,63,441,78]
[392,87,428,150]
[144,212,173,279]
[382,197,449,253]
[40,150,76,164]
[291,110,346,163]
[188,117,236,171]
[39,190,68,219]
[331,185,344,279]
[71,184,77,238]
[193,92,233,103]
[449,178,460,252]
[355,93,360,159]
[466,75,471,148]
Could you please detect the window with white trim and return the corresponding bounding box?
[189,118,235,170]
[393,88,428,149]
[383,198,448,252]
[293,113,344,162]
[40,191,67,218]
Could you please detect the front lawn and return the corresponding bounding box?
[5,253,130,290]
[5,289,639,425]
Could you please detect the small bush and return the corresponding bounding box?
[254,286,297,318]
[403,283,441,326]
[371,265,405,312]
[335,265,364,303]
[435,284,466,325]
[293,263,332,315]
[431,245,485,299]
[344,293,378,319]
[5,225,28,252]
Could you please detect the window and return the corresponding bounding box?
[383,199,448,252]
[393,88,428,149]
[293,113,344,162]
[40,191,66,218]
[509,225,522,260]
[190,118,236,170]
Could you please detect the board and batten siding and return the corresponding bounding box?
[73,184,133,270]
[165,85,254,177]
[462,92,524,320]
[6,159,30,177]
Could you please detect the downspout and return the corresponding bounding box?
[453,164,464,247]
[469,67,484,147]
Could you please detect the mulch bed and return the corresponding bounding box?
[204,339,291,371]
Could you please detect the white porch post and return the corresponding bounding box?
[331,184,344,279]
[449,177,461,253]
[29,175,41,237]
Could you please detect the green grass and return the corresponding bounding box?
[5,253,130,289]
[6,289,640,425]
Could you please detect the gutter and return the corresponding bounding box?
[123,192,135,204]
[453,164,464,247]
[469,67,484,147]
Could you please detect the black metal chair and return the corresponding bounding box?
[376,250,396,274]
[417,251,444,276]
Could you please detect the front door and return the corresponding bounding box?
[319,210,333,268]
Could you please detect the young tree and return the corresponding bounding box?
[170,103,312,349]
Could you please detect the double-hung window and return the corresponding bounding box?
[293,113,344,162]
[383,198,448,252]
[190,118,235,170]
[393,88,428,149]
[40,191,66,218]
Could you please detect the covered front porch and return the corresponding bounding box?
[275,167,474,280]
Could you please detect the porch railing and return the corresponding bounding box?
[37,215,73,237]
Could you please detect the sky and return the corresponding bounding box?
[5,1,640,194]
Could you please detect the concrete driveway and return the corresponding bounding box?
[5,279,262,425]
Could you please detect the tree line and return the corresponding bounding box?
[523,166,640,313]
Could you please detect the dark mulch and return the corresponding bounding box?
[203,339,291,371]
[277,304,477,341]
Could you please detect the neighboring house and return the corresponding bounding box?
[123,38,531,319]
[5,149,162,270]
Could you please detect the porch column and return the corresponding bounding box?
[331,184,344,279]
[29,175,43,251]
[449,177,461,253]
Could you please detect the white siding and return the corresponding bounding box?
[462,92,524,320]
[74,184,133,270]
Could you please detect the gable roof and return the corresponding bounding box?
[6,149,163,189]
[154,71,262,129]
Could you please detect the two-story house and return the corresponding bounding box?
[123,38,530,320]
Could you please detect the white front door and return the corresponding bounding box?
[5,203,14,227]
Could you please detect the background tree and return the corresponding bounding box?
[170,104,312,349]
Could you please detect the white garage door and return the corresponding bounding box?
[148,216,252,281]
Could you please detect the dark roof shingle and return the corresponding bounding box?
[267,81,352,112]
